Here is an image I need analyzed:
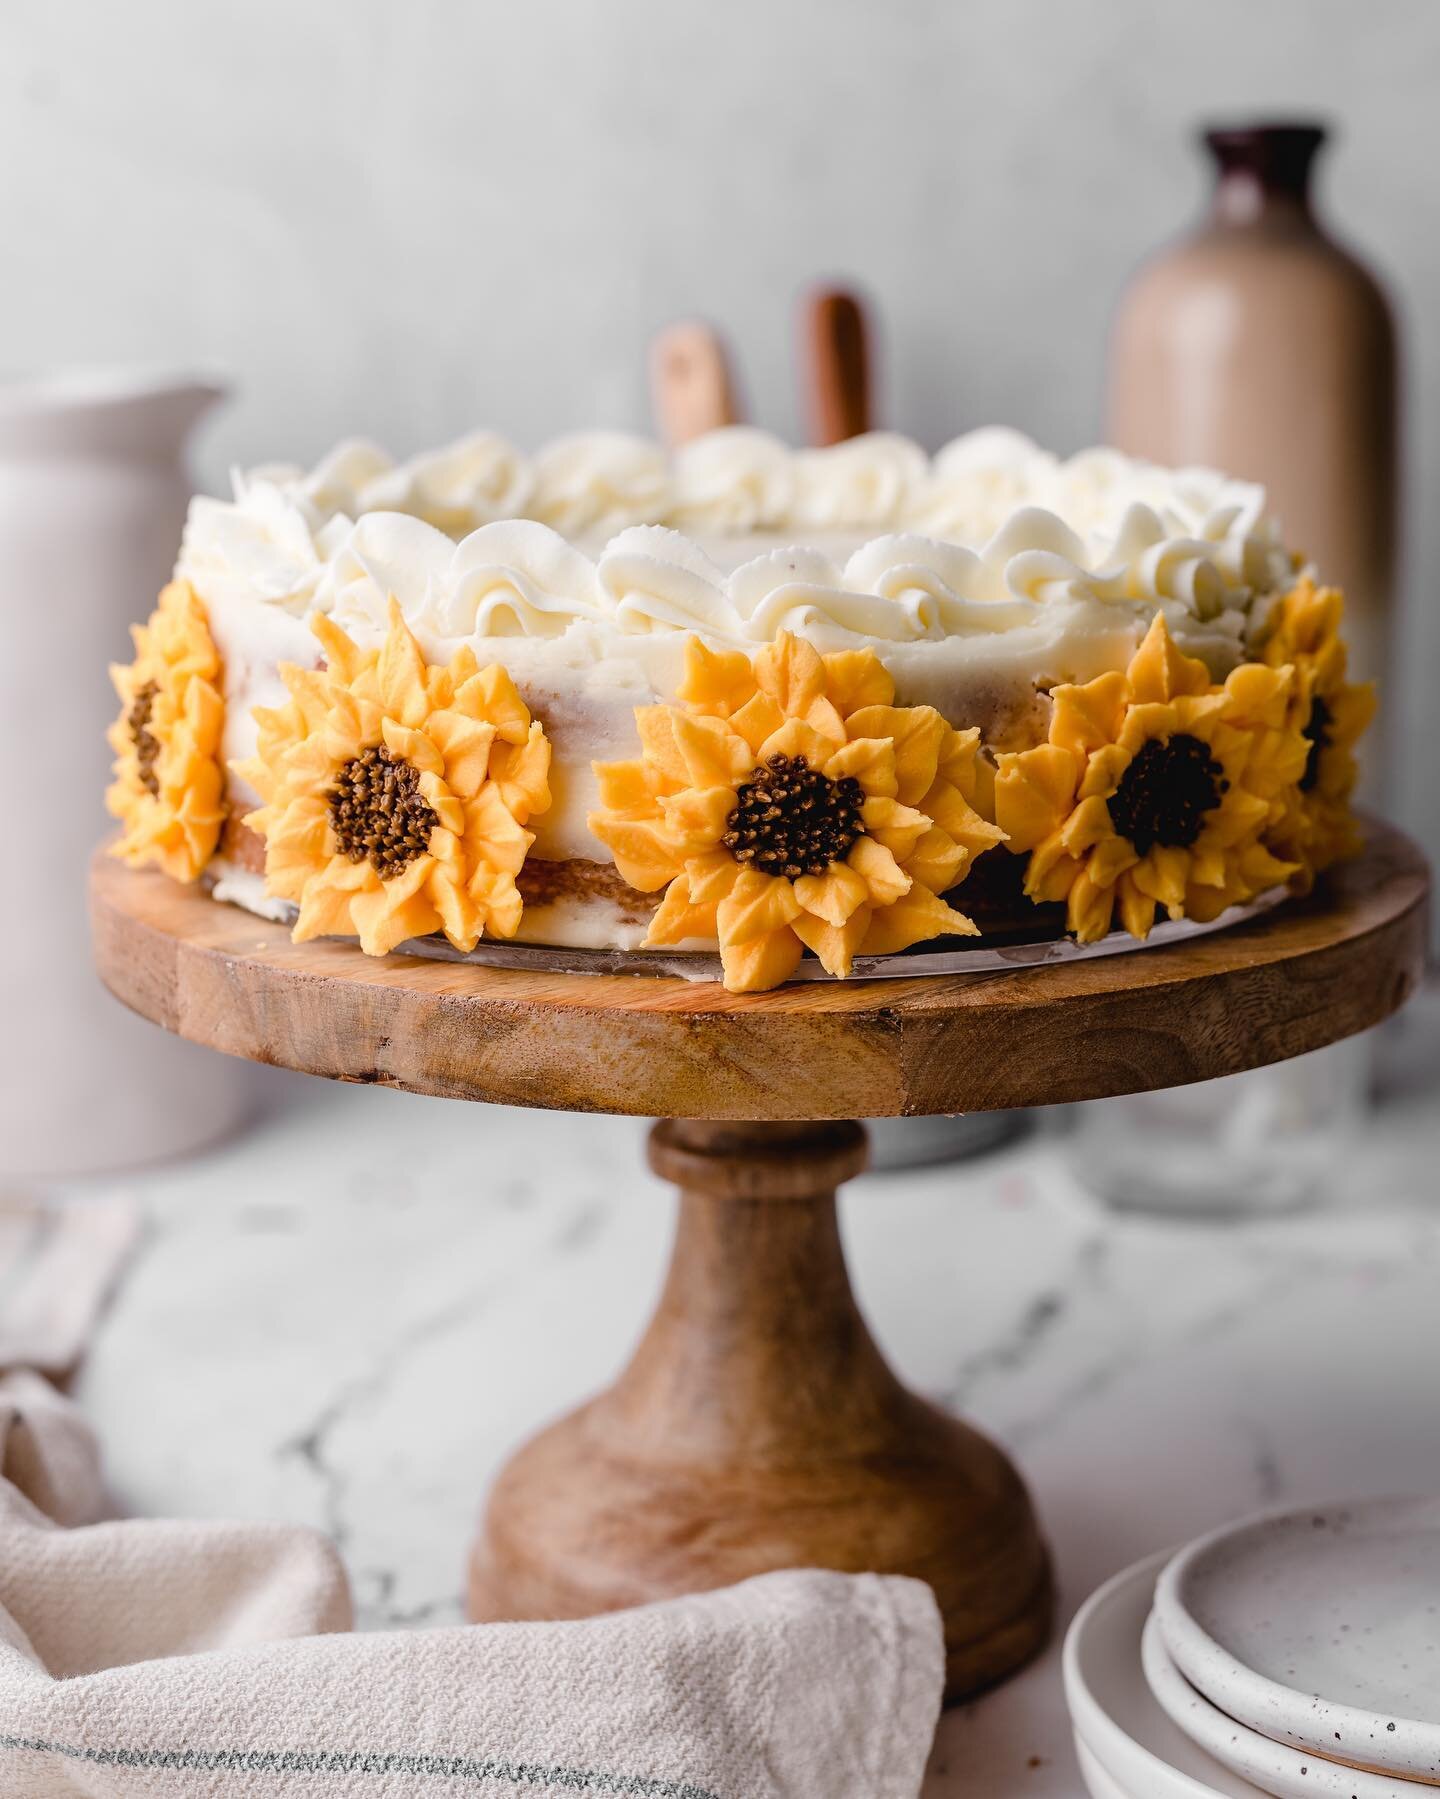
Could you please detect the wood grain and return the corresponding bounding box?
[89,821,1430,1121]
[468,1120,1052,1702]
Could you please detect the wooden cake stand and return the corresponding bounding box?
[90,821,1429,1701]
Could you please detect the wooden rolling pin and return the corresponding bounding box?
[801,286,872,444]
[649,321,741,447]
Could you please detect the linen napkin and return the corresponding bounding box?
[0,1204,945,1799]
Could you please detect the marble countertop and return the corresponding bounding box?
[73,988,1440,1799]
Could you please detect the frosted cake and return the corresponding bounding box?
[107,427,1373,991]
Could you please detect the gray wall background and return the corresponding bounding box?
[4,0,1437,868]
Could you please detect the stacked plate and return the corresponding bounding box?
[1064,1498,1440,1798]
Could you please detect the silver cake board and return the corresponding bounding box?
[392,888,1288,983]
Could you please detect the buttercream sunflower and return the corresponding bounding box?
[107,579,226,881]
[993,612,1307,944]
[588,631,1003,992]
[237,600,550,956]
[1257,577,1376,886]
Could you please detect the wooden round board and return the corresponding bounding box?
[90,821,1428,1121]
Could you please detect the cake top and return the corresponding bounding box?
[177,426,1298,655]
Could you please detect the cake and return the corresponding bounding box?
[106,427,1374,992]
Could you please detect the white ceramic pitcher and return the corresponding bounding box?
[0,368,256,1177]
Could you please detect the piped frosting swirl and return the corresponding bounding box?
[178,426,1297,659]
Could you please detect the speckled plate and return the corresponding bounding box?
[1064,1553,1268,1799]
[1144,1612,1435,1798]
[1154,1500,1440,1786]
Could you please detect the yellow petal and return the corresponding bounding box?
[634,706,690,785]
[902,826,966,895]
[1058,794,1115,857]
[291,870,364,943]
[718,927,805,994]
[1049,671,1128,761]
[859,888,978,956]
[1329,682,1377,748]
[592,758,659,815]
[687,849,744,903]
[922,781,1005,852]
[824,735,899,800]
[476,870,524,939]
[350,880,438,956]
[490,723,552,820]
[845,705,947,807]
[793,861,870,926]
[644,879,720,946]
[679,637,757,715]
[756,716,841,768]
[823,648,895,715]
[1025,844,1083,905]
[659,784,737,851]
[859,795,930,863]
[754,631,827,719]
[1116,702,1181,756]
[1066,868,1116,943]
[935,725,984,801]
[465,786,534,873]
[1222,660,1293,730]
[455,664,531,744]
[1115,872,1158,940]
[425,710,497,800]
[792,907,873,978]
[381,717,444,776]
[994,744,1079,852]
[716,867,804,943]
[376,603,433,728]
[1130,846,1189,915]
[728,690,787,754]
[1087,833,1140,888]
[847,834,911,906]
[669,710,755,786]
[586,814,683,891]
[1126,611,1211,704]
[311,612,371,688]
[428,870,483,953]
[1077,743,1131,801]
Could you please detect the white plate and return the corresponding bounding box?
[1144,1611,1434,1798]
[1063,1552,1269,1799]
[1075,1735,1137,1799]
[1154,1499,1440,1784]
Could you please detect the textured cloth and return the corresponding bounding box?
[0,1193,139,1377]
[0,1205,945,1799]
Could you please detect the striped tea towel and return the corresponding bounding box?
[0,1384,943,1798]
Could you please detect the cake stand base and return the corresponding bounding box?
[466,1120,1052,1703]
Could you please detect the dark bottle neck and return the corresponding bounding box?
[1203,122,1327,227]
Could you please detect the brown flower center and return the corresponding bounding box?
[1107,733,1228,857]
[1300,695,1332,793]
[721,752,864,880]
[128,681,161,797]
[328,744,438,879]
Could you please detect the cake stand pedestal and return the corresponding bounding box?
[89,821,1429,1701]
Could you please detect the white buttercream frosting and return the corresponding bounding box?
[181,426,1303,870]
[180,426,1294,655]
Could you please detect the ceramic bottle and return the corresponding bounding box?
[1107,122,1397,697]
